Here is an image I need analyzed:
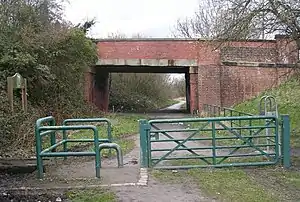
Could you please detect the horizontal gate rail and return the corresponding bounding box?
[203,104,254,117]
[139,114,291,169]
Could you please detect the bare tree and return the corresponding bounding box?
[175,0,300,42]
[215,0,300,66]
[175,0,224,38]
[175,0,300,66]
[215,0,300,43]
[174,0,261,39]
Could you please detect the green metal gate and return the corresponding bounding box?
[139,115,291,169]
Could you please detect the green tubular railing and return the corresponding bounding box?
[35,116,56,152]
[139,114,291,169]
[203,104,260,139]
[62,118,112,158]
[35,116,112,179]
[203,103,285,155]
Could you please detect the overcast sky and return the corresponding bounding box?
[64,0,199,38]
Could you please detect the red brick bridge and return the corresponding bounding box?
[85,35,298,113]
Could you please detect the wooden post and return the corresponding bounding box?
[7,77,14,112]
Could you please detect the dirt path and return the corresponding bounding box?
[111,112,216,202]
[113,177,213,202]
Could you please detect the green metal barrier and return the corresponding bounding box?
[203,104,253,117]
[62,118,112,158]
[139,115,291,169]
[35,116,112,179]
[204,100,283,156]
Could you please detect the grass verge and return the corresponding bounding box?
[66,189,117,202]
[152,162,300,201]
[152,168,278,202]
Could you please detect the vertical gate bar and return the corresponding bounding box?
[212,121,217,165]
[223,108,226,117]
[230,110,233,127]
[280,118,284,158]
[147,126,152,167]
[249,120,252,136]
[139,119,149,168]
[238,112,242,135]
[281,115,291,168]
[274,117,279,161]
[35,125,43,179]
[107,121,112,158]
[50,119,56,152]
[62,129,68,160]
[93,127,100,178]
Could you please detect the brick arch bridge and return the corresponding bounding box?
[85,35,298,113]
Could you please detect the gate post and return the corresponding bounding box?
[281,115,291,168]
[139,119,150,168]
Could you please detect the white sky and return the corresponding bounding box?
[63,0,199,38]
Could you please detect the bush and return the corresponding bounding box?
[0,0,98,157]
[109,73,179,112]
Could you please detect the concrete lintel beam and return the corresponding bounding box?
[96,59,198,67]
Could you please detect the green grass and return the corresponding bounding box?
[66,189,117,202]
[152,158,279,202]
[71,113,145,139]
[152,168,278,202]
[71,113,146,156]
[272,170,300,189]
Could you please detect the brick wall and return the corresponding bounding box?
[220,66,292,107]
[198,65,221,110]
[95,38,297,112]
[98,40,198,59]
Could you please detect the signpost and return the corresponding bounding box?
[7,73,28,113]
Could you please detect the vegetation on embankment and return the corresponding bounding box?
[0,0,99,158]
[234,78,300,148]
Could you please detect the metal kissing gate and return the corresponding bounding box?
[139,115,291,169]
